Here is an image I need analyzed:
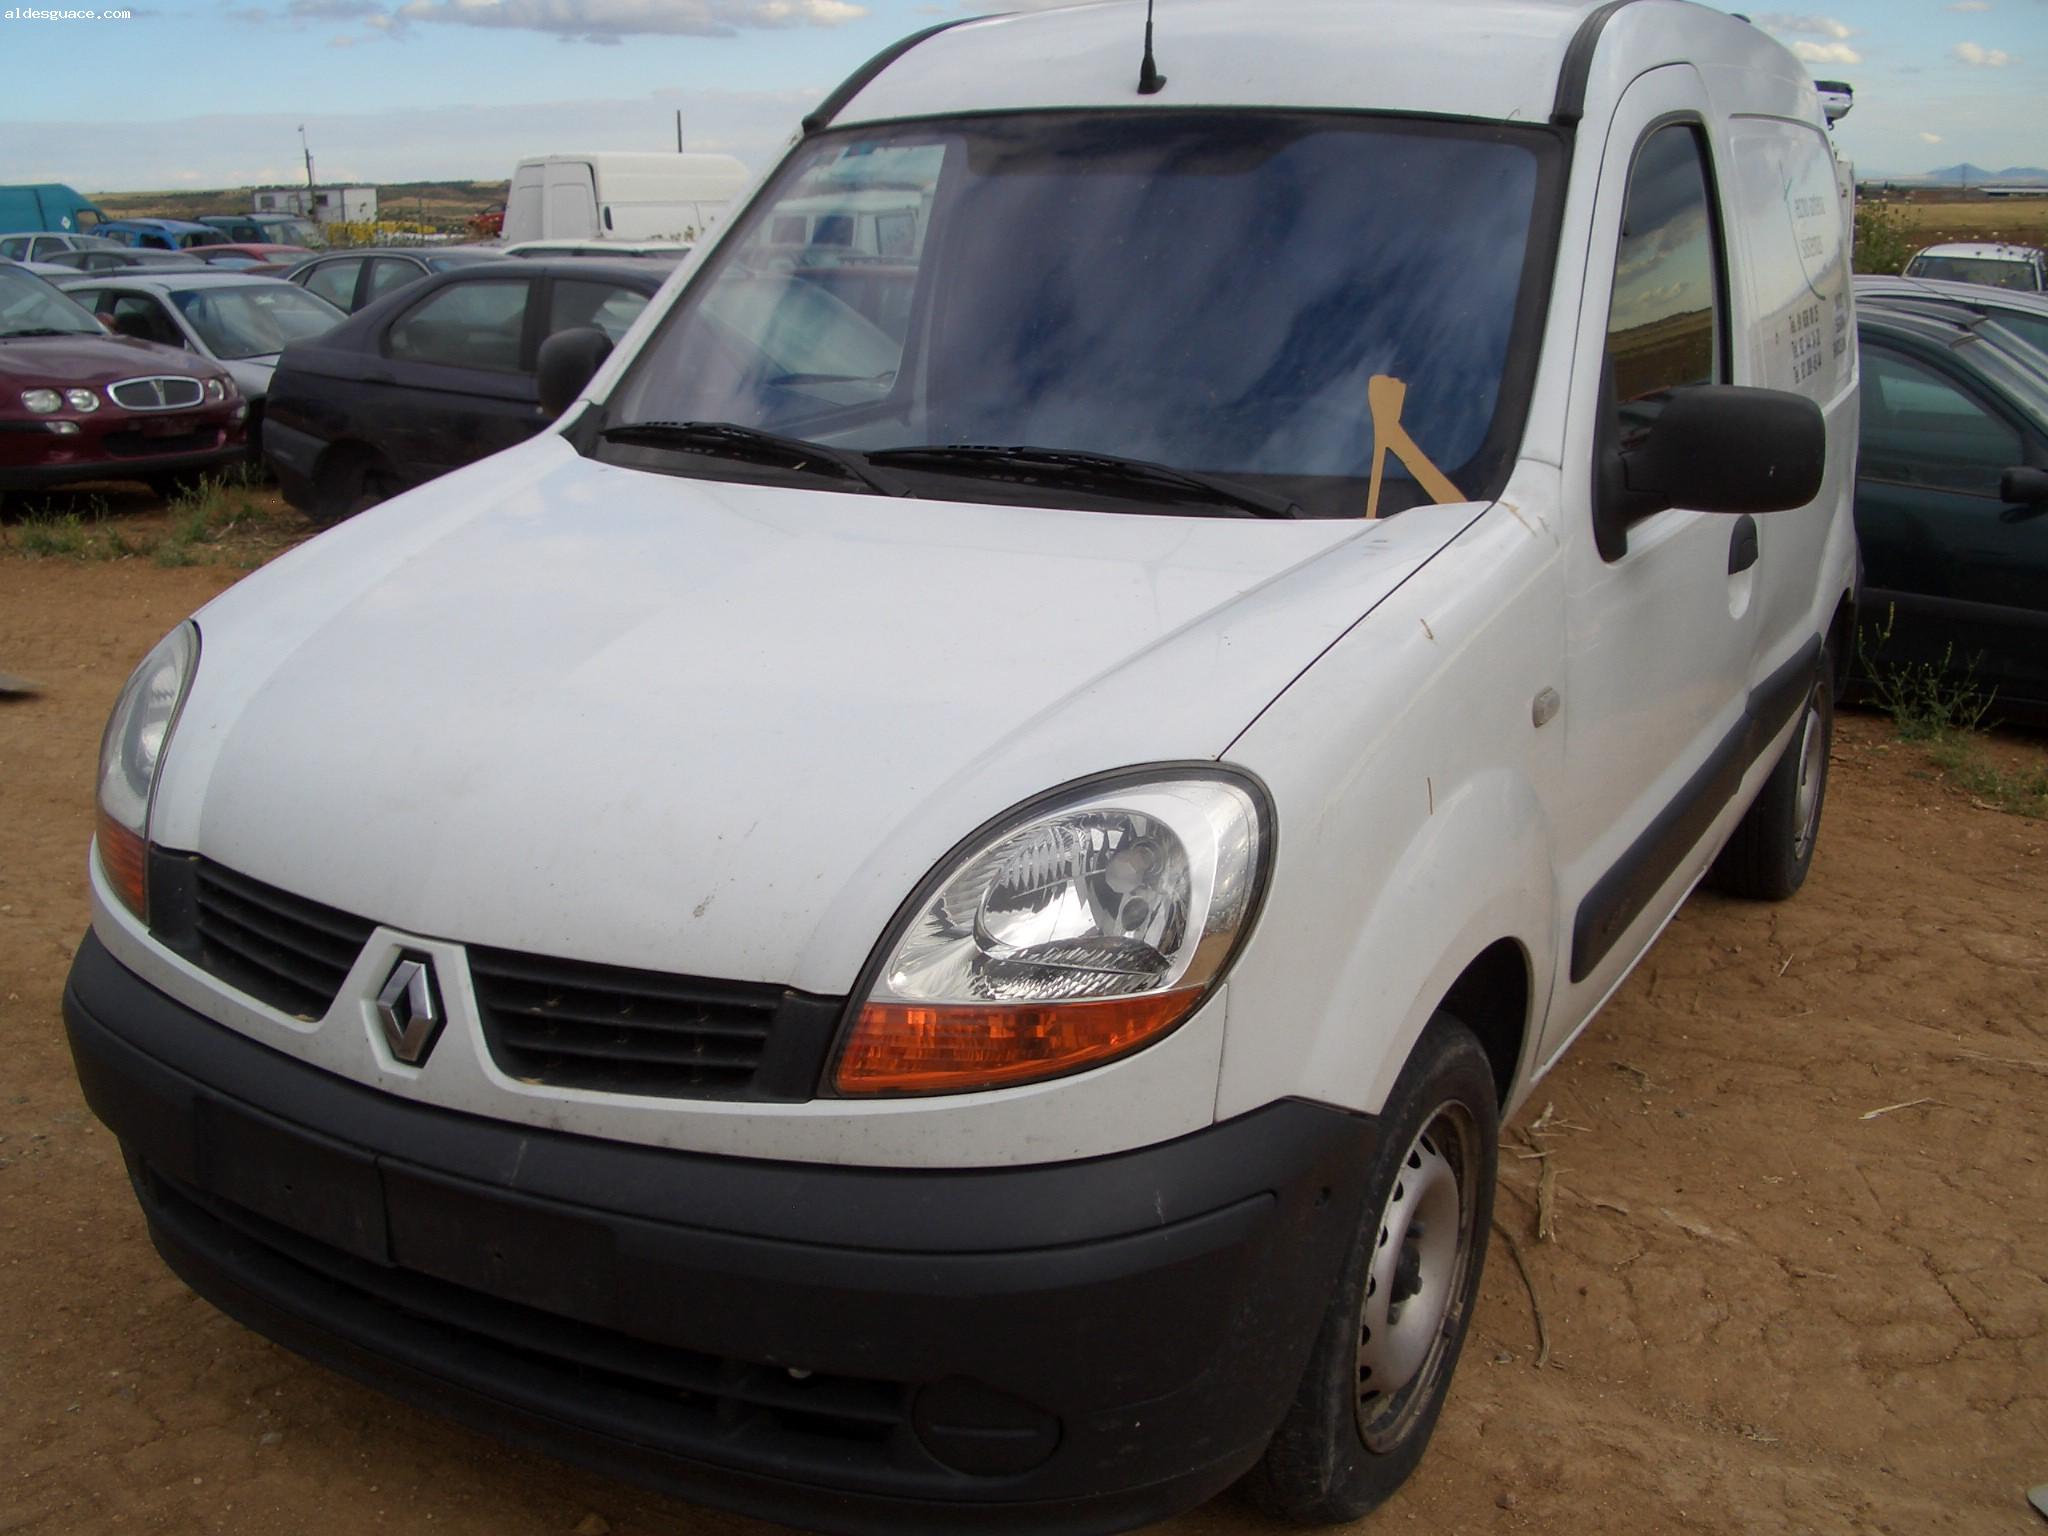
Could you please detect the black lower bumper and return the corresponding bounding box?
[64,931,1376,1535]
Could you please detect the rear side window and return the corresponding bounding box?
[363,257,422,305]
[387,278,533,371]
[547,279,649,344]
[1605,123,1723,413]
[301,259,362,310]
[0,238,25,260]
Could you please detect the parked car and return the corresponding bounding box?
[198,213,325,249]
[0,263,246,495]
[36,247,209,276]
[264,257,660,516]
[1902,242,2046,293]
[279,246,509,314]
[0,231,126,264]
[55,270,344,454]
[1851,307,2048,721]
[94,218,229,252]
[192,243,314,271]
[62,4,1858,1532]
[1855,272,2048,358]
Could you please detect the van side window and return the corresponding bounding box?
[1605,124,1723,423]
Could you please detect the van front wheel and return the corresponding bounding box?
[1243,1015,1498,1524]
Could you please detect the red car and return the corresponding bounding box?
[0,265,248,494]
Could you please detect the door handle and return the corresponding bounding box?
[1728,514,1759,574]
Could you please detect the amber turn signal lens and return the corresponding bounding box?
[833,987,1204,1096]
[97,808,148,921]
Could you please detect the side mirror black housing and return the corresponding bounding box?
[1596,383,1827,560]
[2001,464,2048,513]
[536,326,614,420]
[1623,385,1826,515]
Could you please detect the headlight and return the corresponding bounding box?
[95,622,200,922]
[64,387,100,412]
[21,388,62,413]
[833,773,1267,1096]
[204,377,227,402]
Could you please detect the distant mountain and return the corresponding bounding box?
[1912,163,2048,186]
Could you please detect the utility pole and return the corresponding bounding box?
[299,125,316,217]
[676,110,683,152]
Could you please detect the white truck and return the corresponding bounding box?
[67,2,1858,1531]
[500,150,749,245]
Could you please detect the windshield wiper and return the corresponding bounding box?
[864,444,1299,519]
[600,420,907,497]
[2,327,97,339]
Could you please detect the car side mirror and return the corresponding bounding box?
[1595,376,1827,560]
[536,326,613,419]
[2000,465,2048,521]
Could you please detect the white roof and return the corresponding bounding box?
[830,0,1801,129]
[1911,243,2044,261]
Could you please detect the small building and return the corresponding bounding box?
[253,186,378,225]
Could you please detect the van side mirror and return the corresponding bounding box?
[536,326,614,419]
[1597,383,1826,559]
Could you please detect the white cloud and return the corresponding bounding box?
[391,0,866,41]
[1919,131,1944,143]
[1952,40,2013,64]
[1755,13,1854,39]
[1789,39,1863,64]
[1942,1,1990,11]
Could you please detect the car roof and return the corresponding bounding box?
[825,0,1810,131]
[486,257,670,284]
[1855,273,2048,312]
[55,269,304,293]
[104,216,219,232]
[1909,242,2044,261]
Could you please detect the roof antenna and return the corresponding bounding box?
[1137,0,1167,95]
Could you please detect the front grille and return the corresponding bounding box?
[147,1169,918,1471]
[153,855,375,1019]
[109,375,205,411]
[470,946,841,1100]
[148,853,842,1096]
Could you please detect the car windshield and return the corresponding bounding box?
[170,283,344,358]
[603,111,1561,518]
[0,265,105,337]
[1905,254,2042,292]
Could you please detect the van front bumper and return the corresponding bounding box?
[63,930,1377,1536]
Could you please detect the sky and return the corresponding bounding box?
[0,0,2041,192]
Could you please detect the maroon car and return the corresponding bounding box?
[0,265,248,494]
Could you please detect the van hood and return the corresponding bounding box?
[155,437,1479,993]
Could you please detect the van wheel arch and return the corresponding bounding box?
[1436,939,1531,1108]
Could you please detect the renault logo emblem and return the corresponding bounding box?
[375,954,445,1065]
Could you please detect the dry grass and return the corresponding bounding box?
[1881,196,2048,251]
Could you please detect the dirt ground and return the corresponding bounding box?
[2,508,2045,1536]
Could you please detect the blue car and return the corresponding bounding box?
[94,218,227,252]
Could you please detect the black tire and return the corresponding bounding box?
[1242,1015,1498,1525]
[309,446,393,526]
[1711,658,1832,901]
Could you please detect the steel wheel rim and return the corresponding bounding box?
[1791,688,1826,862]
[1354,1101,1478,1451]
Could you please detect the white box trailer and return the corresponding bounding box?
[502,152,749,244]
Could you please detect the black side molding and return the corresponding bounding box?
[1552,0,1641,126]
[802,17,986,133]
[1570,634,1822,982]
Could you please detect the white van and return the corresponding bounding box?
[501,151,749,245]
[67,3,1857,1531]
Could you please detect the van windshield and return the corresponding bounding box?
[601,112,1561,518]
